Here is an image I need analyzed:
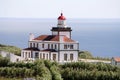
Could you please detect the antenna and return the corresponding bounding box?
[61,10,63,16]
[61,10,63,13]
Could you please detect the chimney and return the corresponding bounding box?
[29,33,34,41]
[59,35,64,42]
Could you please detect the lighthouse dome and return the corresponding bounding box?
[58,13,66,20]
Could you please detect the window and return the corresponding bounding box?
[46,54,48,60]
[43,53,45,59]
[68,45,70,48]
[64,45,67,49]
[25,52,27,58]
[55,44,57,49]
[64,54,67,61]
[70,54,73,60]
[51,44,53,49]
[33,43,35,48]
[70,45,74,49]
[30,43,32,47]
[42,44,44,48]
[35,53,39,58]
[48,44,50,49]
[37,43,38,48]
[53,54,56,61]
[115,61,117,65]
[28,52,31,58]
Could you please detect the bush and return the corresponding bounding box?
[0,57,10,67]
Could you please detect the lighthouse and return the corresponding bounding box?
[51,13,72,38]
[21,13,79,63]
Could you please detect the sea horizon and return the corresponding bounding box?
[0,18,120,58]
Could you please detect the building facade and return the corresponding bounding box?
[111,57,120,66]
[21,13,79,62]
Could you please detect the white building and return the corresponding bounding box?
[21,13,79,62]
[0,51,24,62]
[111,57,120,66]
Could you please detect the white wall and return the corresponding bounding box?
[52,31,70,38]
[57,20,66,27]
[0,51,24,62]
[59,51,78,62]
[9,53,24,62]
[0,51,9,57]
[59,32,70,38]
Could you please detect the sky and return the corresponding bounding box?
[0,0,120,57]
[0,0,120,19]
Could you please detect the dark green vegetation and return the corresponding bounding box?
[61,62,120,80]
[0,56,120,80]
[0,77,21,80]
[79,51,110,60]
[0,56,62,80]
[0,44,21,56]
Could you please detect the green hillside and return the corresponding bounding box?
[0,44,21,56]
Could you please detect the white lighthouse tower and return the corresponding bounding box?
[57,13,66,27]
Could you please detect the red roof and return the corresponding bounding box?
[114,57,120,62]
[34,35,75,42]
[34,35,59,41]
[63,36,74,42]
[58,13,66,20]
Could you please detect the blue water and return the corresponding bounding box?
[0,18,120,57]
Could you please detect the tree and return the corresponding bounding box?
[79,51,93,59]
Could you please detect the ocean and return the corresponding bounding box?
[0,18,120,58]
